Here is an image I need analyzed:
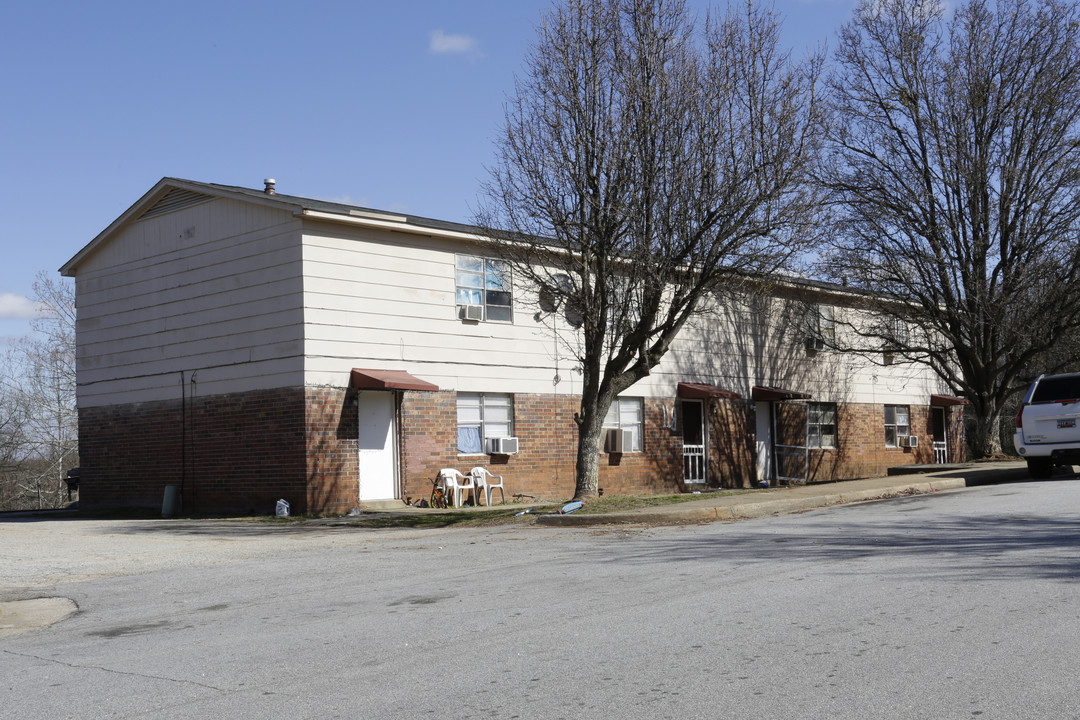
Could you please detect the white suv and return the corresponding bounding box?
[1014,373,1080,478]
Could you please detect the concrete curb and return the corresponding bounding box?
[537,477,971,527]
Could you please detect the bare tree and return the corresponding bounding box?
[478,0,825,498]
[0,383,29,509]
[0,272,77,509]
[819,0,1080,456]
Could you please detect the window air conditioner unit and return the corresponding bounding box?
[487,437,519,455]
[459,304,484,321]
[899,435,919,448]
[805,336,825,352]
[607,428,634,453]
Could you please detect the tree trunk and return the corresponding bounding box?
[573,407,606,500]
[970,400,1004,459]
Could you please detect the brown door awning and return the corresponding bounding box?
[930,393,971,407]
[350,368,439,392]
[751,385,812,402]
[677,382,742,400]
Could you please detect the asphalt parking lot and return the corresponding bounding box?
[0,460,1033,637]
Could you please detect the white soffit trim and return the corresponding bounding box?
[298,208,487,244]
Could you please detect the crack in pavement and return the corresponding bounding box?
[2,648,229,691]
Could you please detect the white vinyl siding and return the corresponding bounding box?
[72,197,304,406]
[297,217,946,404]
[69,182,953,411]
[300,227,546,390]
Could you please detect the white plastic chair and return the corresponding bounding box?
[470,467,505,506]
[438,468,475,508]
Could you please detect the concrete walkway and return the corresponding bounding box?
[536,460,1032,526]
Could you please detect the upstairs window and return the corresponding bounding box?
[881,316,909,348]
[805,303,835,350]
[456,255,512,322]
[880,316,909,364]
[884,404,910,447]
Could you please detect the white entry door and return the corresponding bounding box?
[357,391,397,501]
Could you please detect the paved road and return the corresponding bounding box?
[3,478,1080,719]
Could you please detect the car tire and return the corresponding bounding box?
[1027,458,1054,479]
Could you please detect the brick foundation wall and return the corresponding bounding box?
[687,398,966,489]
[398,393,750,501]
[399,392,691,502]
[797,401,967,483]
[304,386,360,515]
[400,391,582,502]
[395,393,972,498]
[708,399,758,488]
[79,388,310,514]
[79,385,969,515]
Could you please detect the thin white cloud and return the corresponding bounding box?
[429,30,481,57]
[0,293,40,319]
[320,194,371,207]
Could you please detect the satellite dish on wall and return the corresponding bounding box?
[538,286,560,313]
[539,273,575,315]
[564,298,584,329]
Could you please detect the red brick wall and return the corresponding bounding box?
[400,392,582,502]
[708,399,758,488]
[399,393,688,502]
[399,391,459,501]
[395,394,964,499]
[802,402,967,483]
[304,386,360,515]
[79,386,969,514]
[79,388,309,514]
[696,398,966,488]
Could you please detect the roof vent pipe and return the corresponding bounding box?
[263,178,276,195]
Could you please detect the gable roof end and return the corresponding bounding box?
[60,177,491,277]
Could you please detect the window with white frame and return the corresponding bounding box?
[457,393,514,454]
[807,402,837,449]
[456,255,512,322]
[606,276,640,336]
[881,315,909,348]
[884,404,910,447]
[879,316,909,367]
[805,303,835,349]
[602,397,644,452]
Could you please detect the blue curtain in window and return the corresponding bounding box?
[458,426,483,453]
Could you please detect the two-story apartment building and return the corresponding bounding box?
[61,178,968,514]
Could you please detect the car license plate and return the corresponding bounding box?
[1059,418,1076,429]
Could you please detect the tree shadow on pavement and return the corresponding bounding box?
[931,464,1073,487]
[586,494,1080,584]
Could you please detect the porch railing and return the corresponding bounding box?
[933,441,948,464]
[683,444,705,483]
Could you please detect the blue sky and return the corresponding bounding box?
[0,0,854,342]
